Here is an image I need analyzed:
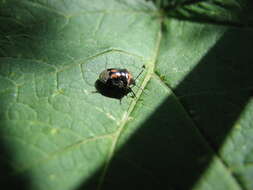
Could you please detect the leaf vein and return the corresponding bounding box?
[13,133,114,174]
[96,22,163,190]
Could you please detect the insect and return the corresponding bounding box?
[94,66,145,101]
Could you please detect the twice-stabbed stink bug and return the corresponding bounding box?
[94,66,145,101]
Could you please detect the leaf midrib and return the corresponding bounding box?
[96,19,163,190]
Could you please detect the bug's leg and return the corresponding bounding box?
[130,88,137,99]
[91,90,98,93]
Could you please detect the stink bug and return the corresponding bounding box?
[83,54,145,101]
[95,66,144,100]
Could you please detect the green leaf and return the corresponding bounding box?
[0,0,253,190]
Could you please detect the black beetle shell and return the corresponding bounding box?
[95,79,131,100]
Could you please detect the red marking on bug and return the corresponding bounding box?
[111,73,118,79]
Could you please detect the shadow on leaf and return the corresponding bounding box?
[0,139,30,190]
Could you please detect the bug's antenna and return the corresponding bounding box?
[131,65,147,95]
[129,88,137,98]
[134,65,145,81]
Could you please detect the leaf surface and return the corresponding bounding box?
[0,0,253,190]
